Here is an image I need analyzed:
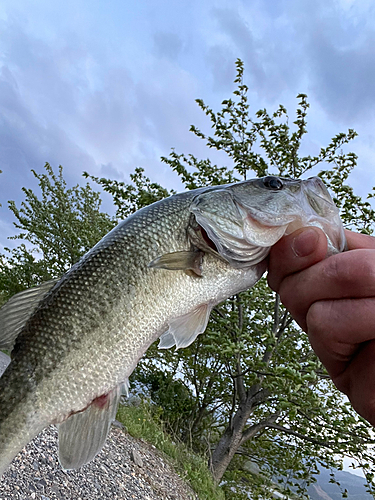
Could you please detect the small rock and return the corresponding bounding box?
[32,461,39,470]
[112,419,124,430]
[130,449,143,467]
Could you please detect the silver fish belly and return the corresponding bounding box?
[0,175,345,475]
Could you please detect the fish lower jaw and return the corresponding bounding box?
[284,218,305,235]
[285,216,323,236]
[284,217,346,254]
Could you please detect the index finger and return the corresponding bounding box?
[345,229,375,250]
[268,228,375,293]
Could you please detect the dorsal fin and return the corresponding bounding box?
[0,280,58,351]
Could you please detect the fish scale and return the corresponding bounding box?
[0,176,345,475]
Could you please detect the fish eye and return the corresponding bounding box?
[263,176,283,190]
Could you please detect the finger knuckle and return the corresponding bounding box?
[307,300,341,345]
[324,252,375,290]
[278,277,297,311]
[307,300,353,360]
[307,301,327,332]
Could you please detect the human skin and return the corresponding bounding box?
[268,227,375,426]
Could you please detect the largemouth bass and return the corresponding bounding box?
[0,176,345,474]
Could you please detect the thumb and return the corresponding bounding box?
[267,227,328,293]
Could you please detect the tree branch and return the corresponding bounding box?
[272,293,280,337]
[240,412,280,446]
[267,423,337,448]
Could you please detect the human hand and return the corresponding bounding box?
[268,227,375,426]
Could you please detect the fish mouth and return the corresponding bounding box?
[286,178,347,253]
[189,176,346,267]
[301,177,338,217]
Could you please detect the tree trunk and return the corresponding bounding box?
[210,403,249,483]
[209,388,277,483]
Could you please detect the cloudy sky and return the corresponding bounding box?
[1,0,375,248]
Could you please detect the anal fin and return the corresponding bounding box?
[58,381,127,470]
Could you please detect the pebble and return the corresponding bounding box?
[130,449,143,468]
[0,425,198,500]
[112,419,125,430]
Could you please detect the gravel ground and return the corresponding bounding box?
[0,424,198,500]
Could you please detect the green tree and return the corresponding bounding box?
[89,60,375,499]
[83,166,173,221]
[0,163,115,302]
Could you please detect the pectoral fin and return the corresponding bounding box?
[0,280,58,351]
[149,251,203,277]
[58,381,126,470]
[0,352,10,376]
[159,303,212,350]
[158,331,176,349]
